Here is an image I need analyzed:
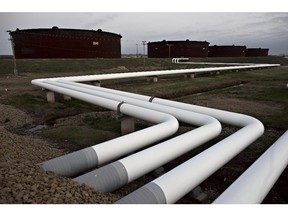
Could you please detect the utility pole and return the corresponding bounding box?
[142,41,146,66]
[136,43,138,58]
[7,30,18,76]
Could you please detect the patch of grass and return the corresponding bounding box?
[8,94,46,106]
[41,117,149,149]
[2,56,287,75]
[55,99,93,110]
[41,126,119,149]
[266,107,288,128]
[83,115,148,133]
[194,78,288,128]
[84,116,121,132]
[7,94,101,123]
[225,66,288,82]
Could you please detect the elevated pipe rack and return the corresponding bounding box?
[32,63,286,204]
[33,80,179,177]
[34,79,221,191]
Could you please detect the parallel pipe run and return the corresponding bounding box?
[83,87,265,203]
[33,80,179,177]
[32,64,280,83]
[115,99,264,203]
[213,130,288,204]
[43,80,221,192]
[74,117,220,193]
[31,65,275,203]
[37,79,266,201]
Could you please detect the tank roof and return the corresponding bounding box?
[210,45,246,48]
[148,40,209,44]
[10,27,122,38]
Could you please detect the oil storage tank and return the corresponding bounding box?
[148,40,209,58]
[8,27,122,59]
[208,45,246,57]
[245,48,269,57]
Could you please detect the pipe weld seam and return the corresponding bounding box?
[74,161,128,193]
[149,96,155,102]
[117,101,125,114]
[115,182,166,204]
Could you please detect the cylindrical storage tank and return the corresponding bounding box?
[9,27,122,59]
[245,48,269,57]
[208,45,246,57]
[148,40,209,58]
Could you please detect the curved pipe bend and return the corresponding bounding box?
[47,80,221,192]
[116,114,264,204]
[32,66,266,203]
[84,85,265,203]
[44,80,265,200]
[32,80,179,177]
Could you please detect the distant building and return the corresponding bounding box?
[148,40,210,58]
[208,45,246,57]
[8,27,122,59]
[245,48,269,57]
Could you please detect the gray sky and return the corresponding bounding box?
[1,12,288,55]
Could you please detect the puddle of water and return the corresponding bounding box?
[27,124,48,133]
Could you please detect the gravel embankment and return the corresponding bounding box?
[0,105,120,204]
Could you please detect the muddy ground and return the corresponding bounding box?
[0,66,287,204]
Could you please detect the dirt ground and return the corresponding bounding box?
[0,68,287,204]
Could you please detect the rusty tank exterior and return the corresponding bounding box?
[148,40,209,58]
[245,48,269,57]
[8,27,122,59]
[208,45,246,57]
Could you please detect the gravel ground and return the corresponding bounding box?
[0,104,33,130]
[0,105,121,204]
[0,90,286,204]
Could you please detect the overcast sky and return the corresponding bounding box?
[1,12,288,55]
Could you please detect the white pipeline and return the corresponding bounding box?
[32,65,277,203]
[38,80,221,192]
[98,88,265,203]
[33,80,179,177]
[38,79,265,202]
[213,130,288,204]
[116,115,264,204]
[32,64,280,83]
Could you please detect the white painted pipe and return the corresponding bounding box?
[32,64,280,83]
[32,80,179,177]
[172,58,189,63]
[115,97,264,203]
[79,85,266,203]
[43,80,266,200]
[58,79,262,127]
[32,65,271,202]
[213,130,288,204]
[43,80,217,126]
[39,80,221,192]
[177,62,257,66]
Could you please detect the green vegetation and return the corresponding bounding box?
[0,58,176,75]
[83,116,121,132]
[1,56,287,75]
[41,126,119,149]
[41,115,149,148]
[8,94,45,106]
[7,93,101,122]
[1,56,287,148]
